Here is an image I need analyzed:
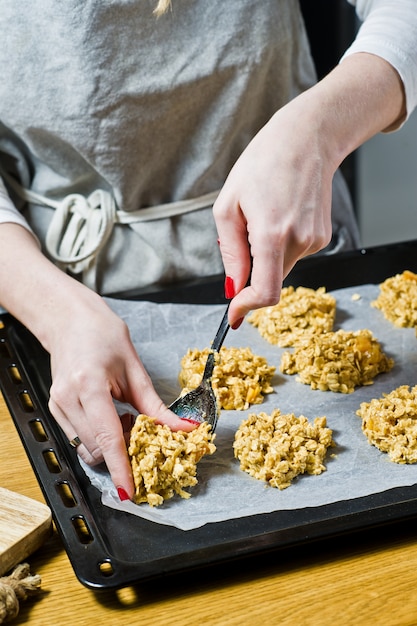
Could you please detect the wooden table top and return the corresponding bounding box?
[2,391,417,626]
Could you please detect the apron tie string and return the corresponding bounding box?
[1,169,219,289]
[45,189,117,274]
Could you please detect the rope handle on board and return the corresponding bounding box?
[0,563,42,624]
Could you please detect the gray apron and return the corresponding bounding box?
[0,0,359,294]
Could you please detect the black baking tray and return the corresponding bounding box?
[1,239,417,590]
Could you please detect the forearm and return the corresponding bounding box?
[0,222,103,352]
[296,52,406,171]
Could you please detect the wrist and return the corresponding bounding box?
[0,224,103,353]
[296,52,406,169]
[33,277,105,354]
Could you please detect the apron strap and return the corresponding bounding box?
[1,170,219,289]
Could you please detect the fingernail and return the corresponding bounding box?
[180,417,201,425]
[117,487,130,502]
[224,276,235,299]
[231,317,244,330]
[217,238,220,246]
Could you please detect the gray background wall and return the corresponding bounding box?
[357,109,417,247]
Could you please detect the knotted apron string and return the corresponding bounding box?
[1,170,219,289]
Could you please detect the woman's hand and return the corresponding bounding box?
[213,98,334,326]
[214,53,406,328]
[0,224,194,501]
[47,292,195,500]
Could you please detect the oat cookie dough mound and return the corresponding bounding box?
[179,346,275,411]
[233,409,334,490]
[128,414,216,507]
[357,385,417,464]
[280,329,394,393]
[247,286,336,347]
[372,270,417,331]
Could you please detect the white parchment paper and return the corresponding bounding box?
[81,284,417,530]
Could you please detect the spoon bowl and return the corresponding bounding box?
[169,305,230,432]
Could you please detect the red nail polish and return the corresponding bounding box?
[180,417,201,425]
[224,276,235,299]
[117,487,130,502]
[231,317,244,330]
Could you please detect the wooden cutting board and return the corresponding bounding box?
[0,487,52,576]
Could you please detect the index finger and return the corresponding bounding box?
[227,235,285,323]
[213,191,252,295]
[81,391,135,500]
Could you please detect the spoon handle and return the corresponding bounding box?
[202,304,230,380]
[211,303,230,352]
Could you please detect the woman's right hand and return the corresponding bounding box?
[213,53,407,329]
[47,289,195,500]
[0,223,195,500]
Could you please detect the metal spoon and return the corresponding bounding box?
[169,304,230,432]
